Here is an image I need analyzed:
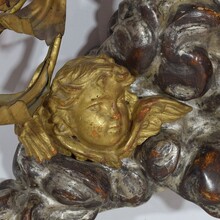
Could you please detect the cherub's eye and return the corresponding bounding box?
[117,95,126,105]
[88,103,102,112]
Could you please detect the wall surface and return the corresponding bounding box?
[0,1,217,219]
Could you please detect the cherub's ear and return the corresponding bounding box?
[96,75,108,89]
[52,113,76,136]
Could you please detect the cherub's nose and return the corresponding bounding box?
[110,103,121,120]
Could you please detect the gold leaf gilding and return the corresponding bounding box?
[0,0,66,44]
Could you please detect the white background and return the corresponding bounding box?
[0,0,217,219]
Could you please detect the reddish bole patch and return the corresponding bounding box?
[201,191,220,203]
[94,187,108,199]
[112,113,121,120]
[91,130,100,138]
[138,107,150,121]
[197,7,220,19]
[202,152,218,170]
[150,149,160,158]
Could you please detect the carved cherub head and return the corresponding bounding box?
[48,55,137,152]
[17,55,191,168]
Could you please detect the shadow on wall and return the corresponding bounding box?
[96,190,186,220]
[1,35,35,93]
[77,0,115,56]
[0,34,35,179]
[0,125,18,179]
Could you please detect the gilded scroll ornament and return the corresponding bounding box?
[0,0,64,124]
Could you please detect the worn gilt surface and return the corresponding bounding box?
[0,0,220,219]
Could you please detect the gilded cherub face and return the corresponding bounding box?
[71,74,131,149]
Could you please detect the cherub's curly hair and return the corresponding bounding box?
[48,55,135,109]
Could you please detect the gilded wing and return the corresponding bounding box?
[119,97,192,159]
[0,0,24,12]
[16,117,57,162]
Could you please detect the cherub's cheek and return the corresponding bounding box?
[87,123,105,138]
[90,129,101,138]
[97,126,104,133]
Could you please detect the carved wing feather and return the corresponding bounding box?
[136,117,162,146]
[119,97,192,159]
[135,97,192,146]
[16,117,57,161]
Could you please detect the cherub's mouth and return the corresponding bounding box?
[108,124,121,134]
